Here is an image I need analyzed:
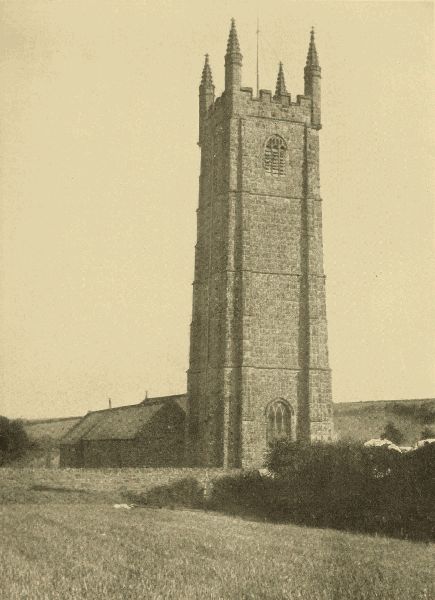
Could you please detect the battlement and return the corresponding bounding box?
[239,87,312,122]
[205,86,312,126]
[240,86,310,108]
[199,22,321,139]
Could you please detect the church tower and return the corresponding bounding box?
[187,21,333,468]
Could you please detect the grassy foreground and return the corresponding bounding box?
[0,469,434,600]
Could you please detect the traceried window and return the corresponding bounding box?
[264,135,286,176]
[266,401,291,444]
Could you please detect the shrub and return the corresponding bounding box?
[209,440,434,541]
[207,470,272,515]
[124,477,205,509]
[0,416,30,465]
[380,421,404,445]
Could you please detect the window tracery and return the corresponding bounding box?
[266,401,291,444]
[264,135,286,176]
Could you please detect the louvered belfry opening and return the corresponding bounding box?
[264,135,286,176]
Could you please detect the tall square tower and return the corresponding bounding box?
[187,20,333,468]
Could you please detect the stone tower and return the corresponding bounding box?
[187,21,333,468]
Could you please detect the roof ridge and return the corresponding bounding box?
[25,416,81,424]
[141,393,187,404]
[85,395,187,416]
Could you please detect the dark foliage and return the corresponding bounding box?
[124,477,205,509]
[0,416,30,465]
[380,421,404,445]
[209,441,435,541]
[387,402,435,424]
[420,426,435,440]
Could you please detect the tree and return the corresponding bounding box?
[0,416,30,465]
[380,422,404,445]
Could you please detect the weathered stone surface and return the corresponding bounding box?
[187,25,333,468]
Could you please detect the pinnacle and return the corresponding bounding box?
[200,54,213,87]
[226,17,241,55]
[306,26,319,67]
[274,62,287,97]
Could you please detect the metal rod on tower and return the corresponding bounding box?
[256,17,260,97]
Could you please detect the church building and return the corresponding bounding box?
[60,20,334,470]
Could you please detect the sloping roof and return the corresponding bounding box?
[84,403,164,441]
[60,410,107,445]
[60,395,187,444]
[24,417,81,441]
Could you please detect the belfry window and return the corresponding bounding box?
[264,135,286,176]
[266,401,291,444]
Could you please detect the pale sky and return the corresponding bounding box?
[0,1,434,419]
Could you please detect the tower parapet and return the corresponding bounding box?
[199,22,322,132]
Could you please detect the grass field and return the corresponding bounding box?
[334,398,435,445]
[0,468,434,600]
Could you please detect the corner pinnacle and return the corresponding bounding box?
[201,53,213,87]
[306,26,319,67]
[226,18,241,55]
[275,62,287,97]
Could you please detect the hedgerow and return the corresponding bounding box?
[208,441,435,541]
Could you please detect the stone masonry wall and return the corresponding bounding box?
[187,83,333,468]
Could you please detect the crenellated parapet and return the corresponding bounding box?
[201,88,312,131]
[199,21,321,134]
[233,87,312,124]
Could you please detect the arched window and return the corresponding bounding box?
[264,136,286,176]
[266,401,291,444]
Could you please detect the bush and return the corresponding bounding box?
[209,440,435,541]
[124,477,205,509]
[380,421,404,445]
[208,470,272,515]
[0,416,30,465]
